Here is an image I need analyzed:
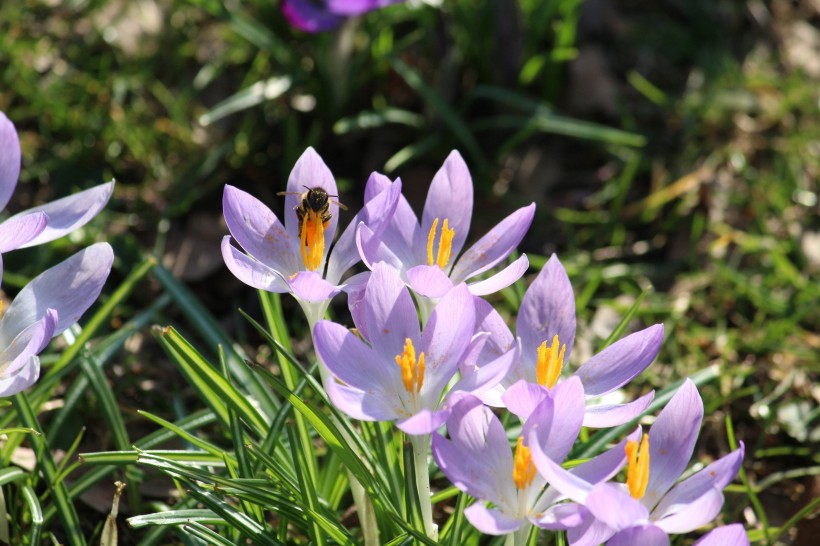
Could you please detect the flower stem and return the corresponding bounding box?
[410,434,438,540]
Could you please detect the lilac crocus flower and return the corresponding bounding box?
[221,147,401,326]
[694,524,749,546]
[432,379,642,539]
[469,253,662,428]
[0,243,114,396]
[357,151,535,301]
[530,379,745,546]
[282,0,405,33]
[313,261,513,435]
[0,113,113,268]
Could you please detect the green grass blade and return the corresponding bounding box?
[21,484,43,546]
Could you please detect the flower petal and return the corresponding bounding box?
[451,203,535,283]
[326,178,402,284]
[356,222,405,273]
[221,236,290,293]
[365,175,421,267]
[0,356,39,397]
[396,407,449,435]
[419,151,473,264]
[281,0,344,32]
[582,390,655,428]
[501,379,549,421]
[364,262,420,355]
[284,147,339,246]
[313,320,396,390]
[0,309,57,378]
[0,211,47,252]
[288,270,341,303]
[517,254,576,369]
[526,376,586,462]
[325,380,400,422]
[407,264,454,298]
[607,525,669,546]
[0,243,113,343]
[342,271,370,339]
[693,524,750,546]
[466,254,530,297]
[565,511,617,546]
[420,283,475,404]
[223,184,298,274]
[585,483,649,531]
[575,323,664,397]
[452,344,518,396]
[653,444,744,533]
[643,379,704,506]
[12,182,114,248]
[0,112,21,211]
[464,503,523,535]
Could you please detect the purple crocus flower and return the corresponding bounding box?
[0,243,114,396]
[221,148,401,325]
[530,379,745,546]
[313,261,513,435]
[357,151,535,301]
[431,379,640,538]
[468,253,663,428]
[282,0,405,33]
[0,113,113,269]
[694,524,749,546]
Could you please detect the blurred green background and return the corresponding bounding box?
[0,0,817,544]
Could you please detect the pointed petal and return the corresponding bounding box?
[223,184,298,274]
[0,211,47,252]
[0,309,57,377]
[575,324,664,396]
[531,503,588,530]
[517,254,576,368]
[607,525,669,546]
[221,236,289,293]
[284,147,339,244]
[585,483,649,531]
[326,178,401,284]
[501,379,549,421]
[464,504,522,535]
[342,271,370,339]
[693,524,750,546]
[11,182,113,248]
[364,175,420,266]
[451,203,535,282]
[452,344,518,396]
[474,296,516,361]
[288,270,341,303]
[582,390,655,428]
[325,380,400,422]
[0,112,21,211]
[420,283,475,404]
[0,356,39,397]
[396,407,449,435]
[407,264,454,298]
[466,254,530,296]
[653,444,744,533]
[0,243,113,343]
[356,222,405,272]
[526,376,586,462]
[364,262,420,355]
[528,443,595,504]
[643,379,704,506]
[364,171,392,202]
[565,512,618,546]
[419,151,473,262]
[313,320,396,390]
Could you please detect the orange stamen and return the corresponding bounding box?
[395,338,425,393]
[300,209,325,271]
[625,434,650,499]
[535,335,566,388]
[426,217,455,269]
[512,437,537,490]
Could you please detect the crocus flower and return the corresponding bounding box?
[313,261,513,434]
[221,147,401,326]
[0,243,114,396]
[282,0,405,33]
[357,150,535,301]
[693,524,750,546]
[0,113,114,269]
[530,379,745,546]
[431,379,641,537]
[469,253,663,428]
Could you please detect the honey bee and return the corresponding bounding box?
[278,186,348,236]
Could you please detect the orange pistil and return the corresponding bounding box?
[625,434,650,499]
[426,218,455,269]
[299,208,327,271]
[535,335,566,388]
[395,338,425,394]
[512,437,537,490]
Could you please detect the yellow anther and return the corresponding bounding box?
[512,437,537,490]
[426,217,455,269]
[299,208,325,271]
[395,338,425,393]
[535,335,566,388]
[625,434,650,499]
